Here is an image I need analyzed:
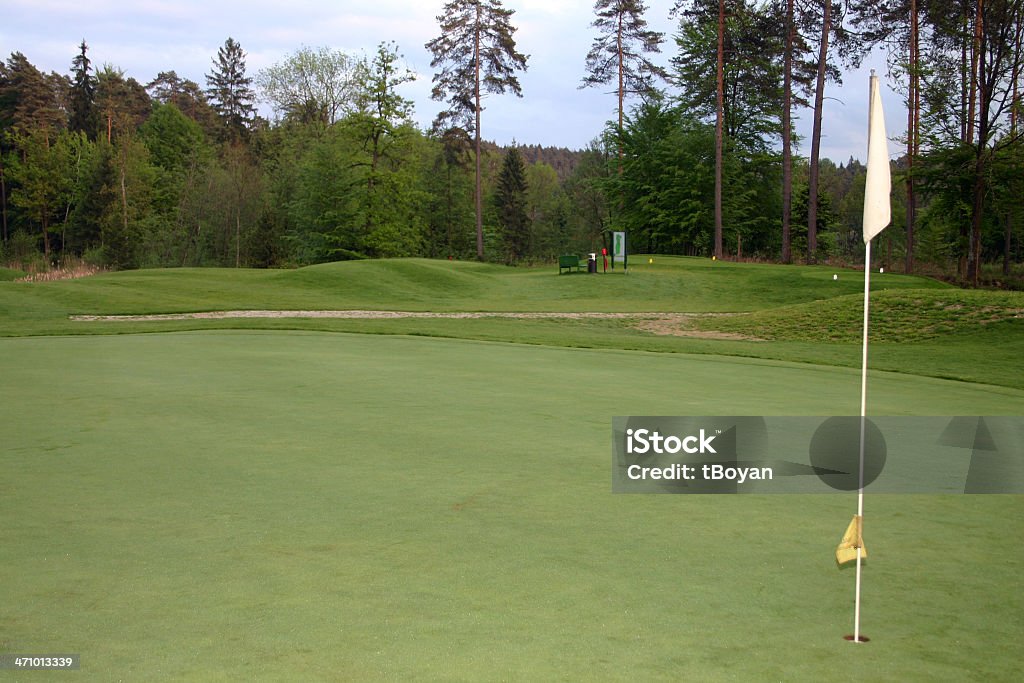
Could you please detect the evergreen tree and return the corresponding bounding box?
[68,40,97,137]
[425,127,475,258]
[147,71,220,139]
[581,0,666,162]
[805,0,835,263]
[95,66,151,142]
[205,38,256,141]
[6,128,80,258]
[672,1,785,150]
[494,144,529,263]
[426,0,529,260]
[781,0,796,263]
[1,52,66,133]
[673,0,786,259]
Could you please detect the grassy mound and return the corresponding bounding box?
[0,255,948,318]
[3,256,1016,388]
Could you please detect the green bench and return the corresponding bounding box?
[559,254,586,274]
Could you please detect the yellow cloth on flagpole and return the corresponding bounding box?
[836,515,866,565]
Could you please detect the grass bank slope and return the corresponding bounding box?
[0,255,947,321]
[4,256,1018,388]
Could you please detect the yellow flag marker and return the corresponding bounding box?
[836,515,867,565]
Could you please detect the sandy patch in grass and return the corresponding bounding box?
[69,309,763,340]
[630,315,764,341]
[71,310,676,321]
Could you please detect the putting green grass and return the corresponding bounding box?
[2,332,1022,680]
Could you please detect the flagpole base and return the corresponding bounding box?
[844,634,871,643]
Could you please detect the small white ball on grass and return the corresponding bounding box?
[880,267,884,273]
[833,274,838,281]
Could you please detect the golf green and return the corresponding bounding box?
[2,331,1021,680]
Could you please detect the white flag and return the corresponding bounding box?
[862,73,891,243]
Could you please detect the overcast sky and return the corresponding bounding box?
[2,0,905,163]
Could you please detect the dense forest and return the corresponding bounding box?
[0,0,1021,287]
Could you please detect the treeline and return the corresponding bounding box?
[0,41,601,270]
[606,0,1022,285]
[1,0,1022,287]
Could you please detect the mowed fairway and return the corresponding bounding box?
[2,258,1023,680]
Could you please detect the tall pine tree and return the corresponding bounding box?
[205,38,256,141]
[68,40,97,138]
[494,144,529,264]
[581,0,666,164]
[426,0,529,260]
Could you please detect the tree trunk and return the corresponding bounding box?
[961,0,970,144]
[957,2,970,279]
[474,5,484,261]
[714,0,725,260]
[446,165,454,256]
[41,206,50,260]
[120,163,129,250]
[968,0,986,287]
[1005,16,1020,277]
[366,137,379,236]
[617,11,625,173]
[1006,216,1013,277]
[969,152,985,286]
[968,0,982,147]
[808,0,832,264]
[906,0,919,274]
[781,0,794,263]
[0,152,8,243]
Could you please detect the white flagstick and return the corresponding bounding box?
[853,71,890,643]
[855,239,871,643]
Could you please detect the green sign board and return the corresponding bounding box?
[613,231,626,267]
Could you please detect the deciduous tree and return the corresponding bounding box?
[256,46,359,125]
